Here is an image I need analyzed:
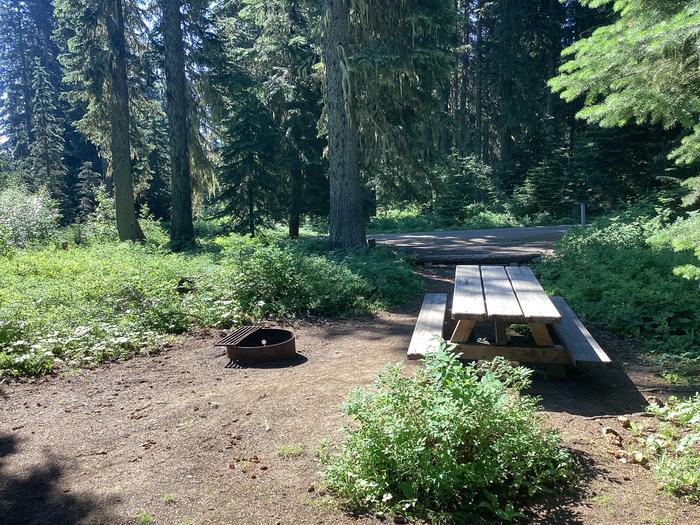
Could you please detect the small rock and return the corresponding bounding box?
[245,411,252,416]
[308,485,315,493]
[602,427,623,448]
[646,396,664,407]
[617,416,631,429]
[260,465,268,471]
[209,402,220,409]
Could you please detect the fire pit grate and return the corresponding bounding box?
[216,326,297,364]
[215,325,260,347]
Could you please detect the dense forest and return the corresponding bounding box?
[1,0,697,249]
[1,0,700,372]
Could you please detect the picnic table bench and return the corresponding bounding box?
[408,265,611,371]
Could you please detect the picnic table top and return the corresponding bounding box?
[452,265,562,323]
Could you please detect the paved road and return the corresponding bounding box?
[372,225,572,263]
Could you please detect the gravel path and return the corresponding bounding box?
[372,225,572,262]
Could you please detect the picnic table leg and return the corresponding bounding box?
[528,322,566,378]
[451,320,475,343]
[528,323,554,346]
[495,322,508,345]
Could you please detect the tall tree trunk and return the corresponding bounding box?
[458,0,471,151]
[248,183,255,236]
[289,166,302,239]
[544,0,558,138]
[322,0,366,249]
[18,11,32,156]
[106,0,144,242]
[162,0,195,250]
[475,0,484,161]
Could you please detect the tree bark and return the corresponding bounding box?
[248,183,255,236]
[162,0,195,250]
[322,0,366,249]
[289,166,302,238]
[105,0,144,242]
[458,0,471,151]
[475,0,484,161]
[544,0,558,138]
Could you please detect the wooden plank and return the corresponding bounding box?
[506,266,561,323]
[407,294,448,359]
[551,296,612,367]
[452,265,487,320]
[481,265,523,321]
[452,343,571,365]
[450,319,475,343]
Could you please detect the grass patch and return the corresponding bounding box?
[135,510,153,525]
[0,234,422,378]
[320,344,574,522]
[276,442,305,459]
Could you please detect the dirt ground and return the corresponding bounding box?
[2,266,699,525]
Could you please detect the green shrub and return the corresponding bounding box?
[0,236,422,378]
[536,210,700,360]
[321,345,574,521]
[70,187,170,248]
[641,396,700,501]
[0,186,59,251]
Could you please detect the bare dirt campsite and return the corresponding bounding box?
[1,265,698,525]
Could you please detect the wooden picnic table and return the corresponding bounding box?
[449,265,568,368]
[407,264,611,371]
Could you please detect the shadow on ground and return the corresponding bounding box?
[0,434,117,525]
[524,448,605,525]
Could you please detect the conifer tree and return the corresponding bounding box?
[27,58,67,199]
[161,0,195,250]
[56,0,145,240]
[233,0,327,238]
[322,0,366,248]
[0,0,61,163]
[218,79,280,235]
[550,0,700,204]
[75,160,101,218]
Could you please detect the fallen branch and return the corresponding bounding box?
[581,412,653,421]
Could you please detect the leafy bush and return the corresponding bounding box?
[0,236,422,378]
[0,186,59,252]
[320,345,574,521]
[536,210,700,360]
[69,187,169,248]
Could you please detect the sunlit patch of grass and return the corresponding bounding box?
[276,442,305,459]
